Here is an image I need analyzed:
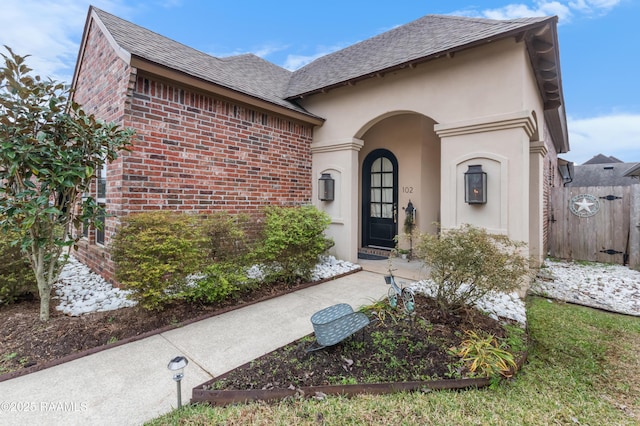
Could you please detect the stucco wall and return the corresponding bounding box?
[358,114,440,244]
[302,38,530,141]
[302,38,546,262]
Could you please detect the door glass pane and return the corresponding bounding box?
[382,204,393,218]
[371,203,381,218]
[372,158,381,173]
[382,173,393,187]
[382,187,392,203]
[368,153,395,220]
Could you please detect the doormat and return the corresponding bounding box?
[358,247,392,260]
[358,252,388,260]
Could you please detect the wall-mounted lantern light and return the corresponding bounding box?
[464,165,487,204]
[318,173,335,201]
[167,356,189,408]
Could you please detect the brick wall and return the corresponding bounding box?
[123,74,313,215]
[72,20,314,284]
[71,19,132,282]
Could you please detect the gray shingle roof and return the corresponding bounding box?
[566,163,640,187]
[92,8,307,115]
[90,8,553,117]
[285,15,552,98]
[582,153,624,165]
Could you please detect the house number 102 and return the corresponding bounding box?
[402,186,414,193]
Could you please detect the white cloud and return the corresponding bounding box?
[282,43,351,71]
[251,44,290,60]
[569,0,620,13]
[483,3,571,20]
[282,52,327,71]
[567,113,640,164]
[0,0,131,83]
[468,0,619,22]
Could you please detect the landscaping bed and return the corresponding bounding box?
[192,294,526,405]
[0,270,358,380]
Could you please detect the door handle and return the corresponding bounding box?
[393,204,397,223]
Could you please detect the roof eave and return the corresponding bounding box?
[131,57,324,126]
[623,163,640,178]
[286,18,558,100]
[524,17,569,153]
[284,16,570,153]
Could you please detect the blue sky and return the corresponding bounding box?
[1,0,638,164]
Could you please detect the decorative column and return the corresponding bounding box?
[435,110,536,246]
[311,137,364,263]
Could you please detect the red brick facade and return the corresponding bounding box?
[72,20,132,281]
[72,22,314,283]
[124,74,313,214]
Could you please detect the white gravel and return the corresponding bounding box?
[54,256,136,316]
[408,259,640,325]
[54,255,640,322]
[54,255,360,317]
[408,281,527,326]
[531,259,640,316]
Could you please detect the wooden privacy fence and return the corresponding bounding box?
[548,185,640,268]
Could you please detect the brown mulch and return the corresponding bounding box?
[207,293,512,391]
[1,275,519,390]
[0,278,323,378]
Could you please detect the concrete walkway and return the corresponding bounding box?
[0,259,426,426]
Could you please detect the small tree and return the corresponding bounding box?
[414,224,530,313]
[0,47,133,320]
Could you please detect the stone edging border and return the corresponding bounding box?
[0,267,362,383]
[191,351,528,406]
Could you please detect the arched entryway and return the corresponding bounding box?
[362,149,398,248]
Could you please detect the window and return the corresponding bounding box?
[96,161,107,245]
[96,211,105,245]
[97,162,107,202]
[370,157,394,219]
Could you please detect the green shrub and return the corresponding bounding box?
[414,224,530,312]
[183,262,255,304]
[201,212,250,262]
[0,230,37,304]
[256,205,333,284]
[110,211,206,310]
[450,330,518,378]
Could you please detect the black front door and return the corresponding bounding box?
[362,149,398,248]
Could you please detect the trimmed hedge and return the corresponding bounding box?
[111,206,333,310]
[110,211,207,310]
[255,205,334,285]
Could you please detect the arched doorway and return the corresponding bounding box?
[362,149,398,248]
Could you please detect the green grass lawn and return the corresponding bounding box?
[147,296,640,425]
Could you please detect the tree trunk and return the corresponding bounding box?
[37,278,52,322]
[33,250,52,322]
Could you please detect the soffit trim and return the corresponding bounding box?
[434,111,536,138]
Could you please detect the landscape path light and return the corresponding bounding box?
[167,355,188,408]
